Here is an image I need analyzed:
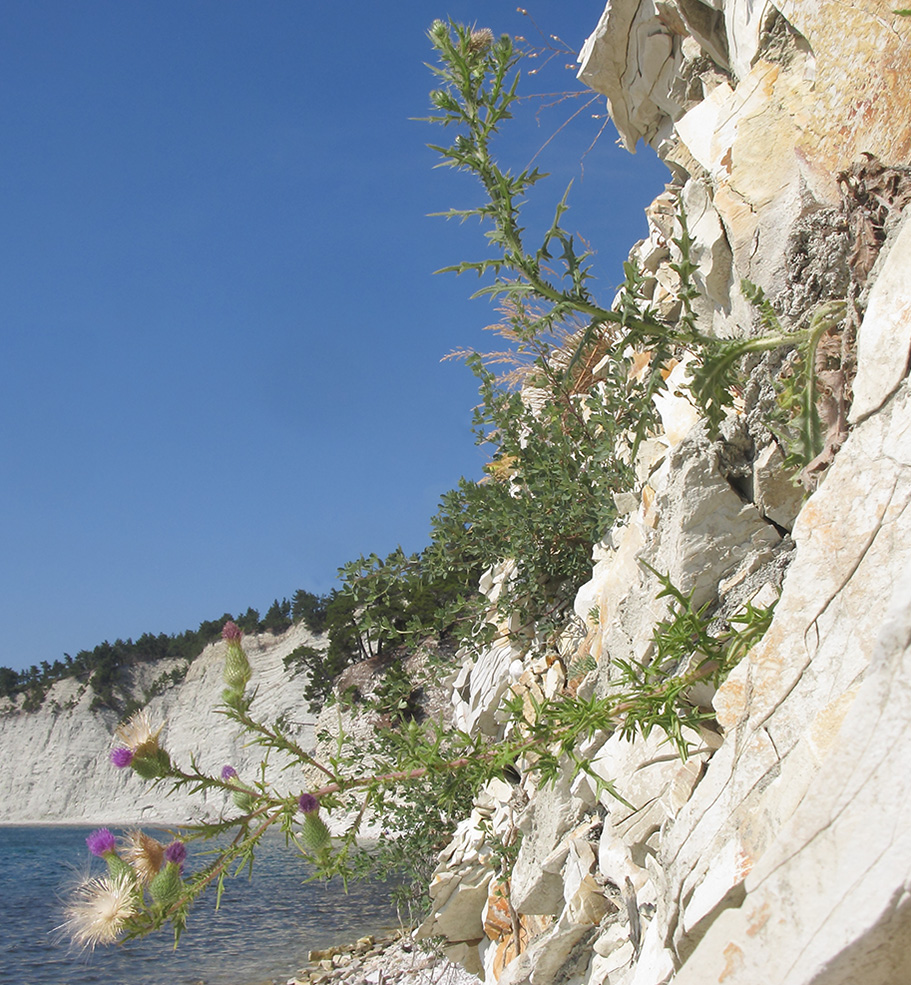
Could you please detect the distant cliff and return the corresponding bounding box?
[0,623,321,825]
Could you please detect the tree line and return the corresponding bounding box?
[0,590,330,710]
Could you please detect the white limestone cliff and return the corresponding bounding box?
[0,622,321,825]
[418,3,911,984]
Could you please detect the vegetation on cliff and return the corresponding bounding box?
[53,20,799,951]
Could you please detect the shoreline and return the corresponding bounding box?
[279,930,481,985]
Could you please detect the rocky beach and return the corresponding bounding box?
[284,932,480,985]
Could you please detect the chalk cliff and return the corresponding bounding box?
[0,622,320,825]
[417,3,911,985]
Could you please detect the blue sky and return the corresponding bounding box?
[0,2,668,673]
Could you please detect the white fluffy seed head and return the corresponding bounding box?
[62,873,137,951]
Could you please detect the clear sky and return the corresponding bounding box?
[0,2,669,673]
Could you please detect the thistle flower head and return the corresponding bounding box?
[86,828,117,858]
[109,747,133,769]
[298,810,331,854]
[468,27,494,53]
[122,829,165,884]
[115,709,164,758]
[222,621,242,642]
[221,765,238,782]
[298,792,319,814]
[62,873,137,951]
[164,841,186,867]
[232,788,256,812]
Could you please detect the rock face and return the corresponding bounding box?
[0,623,321,824]
[419,3,911,984]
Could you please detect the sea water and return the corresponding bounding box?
[0,826,401,985]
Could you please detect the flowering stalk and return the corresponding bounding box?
[60,21,784,950]
[67,564,773,949]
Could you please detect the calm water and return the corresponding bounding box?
[0,826,401,985]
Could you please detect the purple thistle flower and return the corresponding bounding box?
[222,621,242,642]
[110,747,134,769]
[164,841,187,866]
[298,792,320,814]
[86,828,117,857]
[221,765,238,782]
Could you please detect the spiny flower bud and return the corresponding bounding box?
[299,811,332,853]
[221,765,255,811]
[104,853,135,884]
[130,747,172,780]
[85,829,133,883]
[297,794,330,853]
[222,622,251,693]
[429,19,448,42]
[232,788,256,813]
[223,650,251,690]
[149,860,183,908]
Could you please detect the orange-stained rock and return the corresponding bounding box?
[483,880,514,942]
[781,0,911,182]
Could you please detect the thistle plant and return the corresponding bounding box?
[739,280,848,472]
[62,623,489,945]
[62,20,792,950]
[63,563,775,946]
[415,20,830,661]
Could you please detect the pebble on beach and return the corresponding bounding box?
[287,931,480,985]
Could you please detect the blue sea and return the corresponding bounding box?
[0,826,401,985]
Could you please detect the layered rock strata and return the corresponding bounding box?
[419,3,911,984]
[0,622,321,824]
